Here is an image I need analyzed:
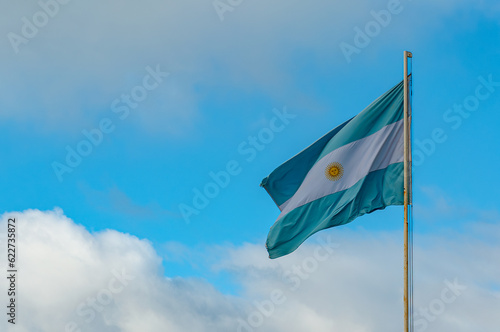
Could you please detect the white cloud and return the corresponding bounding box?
[0,208,498,332]
[0,209,242,332]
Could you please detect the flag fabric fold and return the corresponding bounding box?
[261,81,405,259]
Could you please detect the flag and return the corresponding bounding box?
[261,81,405,259]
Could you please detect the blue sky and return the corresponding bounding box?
[1,1,499,331]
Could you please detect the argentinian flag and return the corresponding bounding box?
[261,81,405,259]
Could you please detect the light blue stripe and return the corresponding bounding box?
[266,162,404,259]
[261,80,403,208]
[318,81,404,159]
[260,118,351,207]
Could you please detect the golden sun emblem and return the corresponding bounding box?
[325,162,344,181]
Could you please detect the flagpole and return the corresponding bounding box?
[403,50,412,332]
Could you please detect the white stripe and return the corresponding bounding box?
[279,119,403,215]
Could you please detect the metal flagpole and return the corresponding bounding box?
[403,50,413,332]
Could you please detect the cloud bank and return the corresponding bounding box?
[0,209,498,332]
